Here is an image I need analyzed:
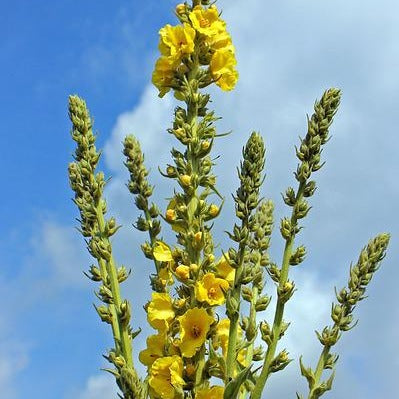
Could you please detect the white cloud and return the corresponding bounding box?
[75,374,118,399]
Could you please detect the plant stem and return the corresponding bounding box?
[226,233,248,380]
[251,183,304,399]
[96,207,134,370]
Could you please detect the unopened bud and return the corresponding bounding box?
[166,209,176,222]
[175,265,190,281]
[180,174,191,187]
[209,204,219,218]
[176,3,187,15]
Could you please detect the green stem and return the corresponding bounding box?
[251,183,305,399]
[238,285,259,399]
[309,346,330,399]
[96,208,134,370]
[226,236,248,380]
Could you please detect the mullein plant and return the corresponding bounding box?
[67,1,390,399]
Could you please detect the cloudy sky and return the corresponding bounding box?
[1,0,398,398]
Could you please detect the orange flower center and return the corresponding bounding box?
[208,287,217,298]
[199,17,211,28]
[192,324,201,338]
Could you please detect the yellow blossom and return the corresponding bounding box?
[189,5,225,37]
[139,333,166,367]
[152,56,175,97]
[195,386,225,399]
[147,292,175,331]
[149,356,185,399]
[195,272,229,306]
[216,253,235,285]
[153,241,173,262]
[159,23,195,61]
[208,29,235,53]
[175,265,190,281]
[210,49,238,91]
[179,307,214,357]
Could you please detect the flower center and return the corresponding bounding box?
[200,17,210,28]
[192,324,201,338]
[208,287,217,298]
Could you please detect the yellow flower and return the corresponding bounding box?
[216,253,235,285]
[149,356,185,399]
[159,23,195,61]
[208,29,235,54]
[152,56,175,97]
[214,319,248,366]
[179,307,214,357]
[139,333,166,367]
[189,5,225,37]
[195,386,224,399]
[153,241,173,262]
[195,272,229,306]
[210,49,238,91]
[148,292,175,331]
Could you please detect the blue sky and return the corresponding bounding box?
[1,1,398,398]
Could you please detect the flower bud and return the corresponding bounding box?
[166,165,177,177]
[166,209,176,222]
[208,204,219,218]
[180,174,191,187]
[175,265,190,281]
[176,3,186,13]
[189,263,199,273]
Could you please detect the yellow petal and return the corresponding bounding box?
[153,241,173,262]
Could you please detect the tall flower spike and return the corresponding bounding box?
[251,89,341,399]
[225,132,266,381]
[299,233,390,399]
[68,96,144,399]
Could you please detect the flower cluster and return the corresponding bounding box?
[68,1,390,399]
[152,3,238,98]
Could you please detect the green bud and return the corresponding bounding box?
[141,241,154,260]
[252,346,264,362]
[117,266,130,283]
[119,300,131,327]
[283,187,296,206]
[85,264,102,282]
[94,304,112,324]
[289,245,307,266]
[98,285,113,304]
[260,321,272,344]
[255,295,271,312]
[280,218,292,240]
[241,286,253,302]
[303,180,317,197]
[270,349,291,372]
